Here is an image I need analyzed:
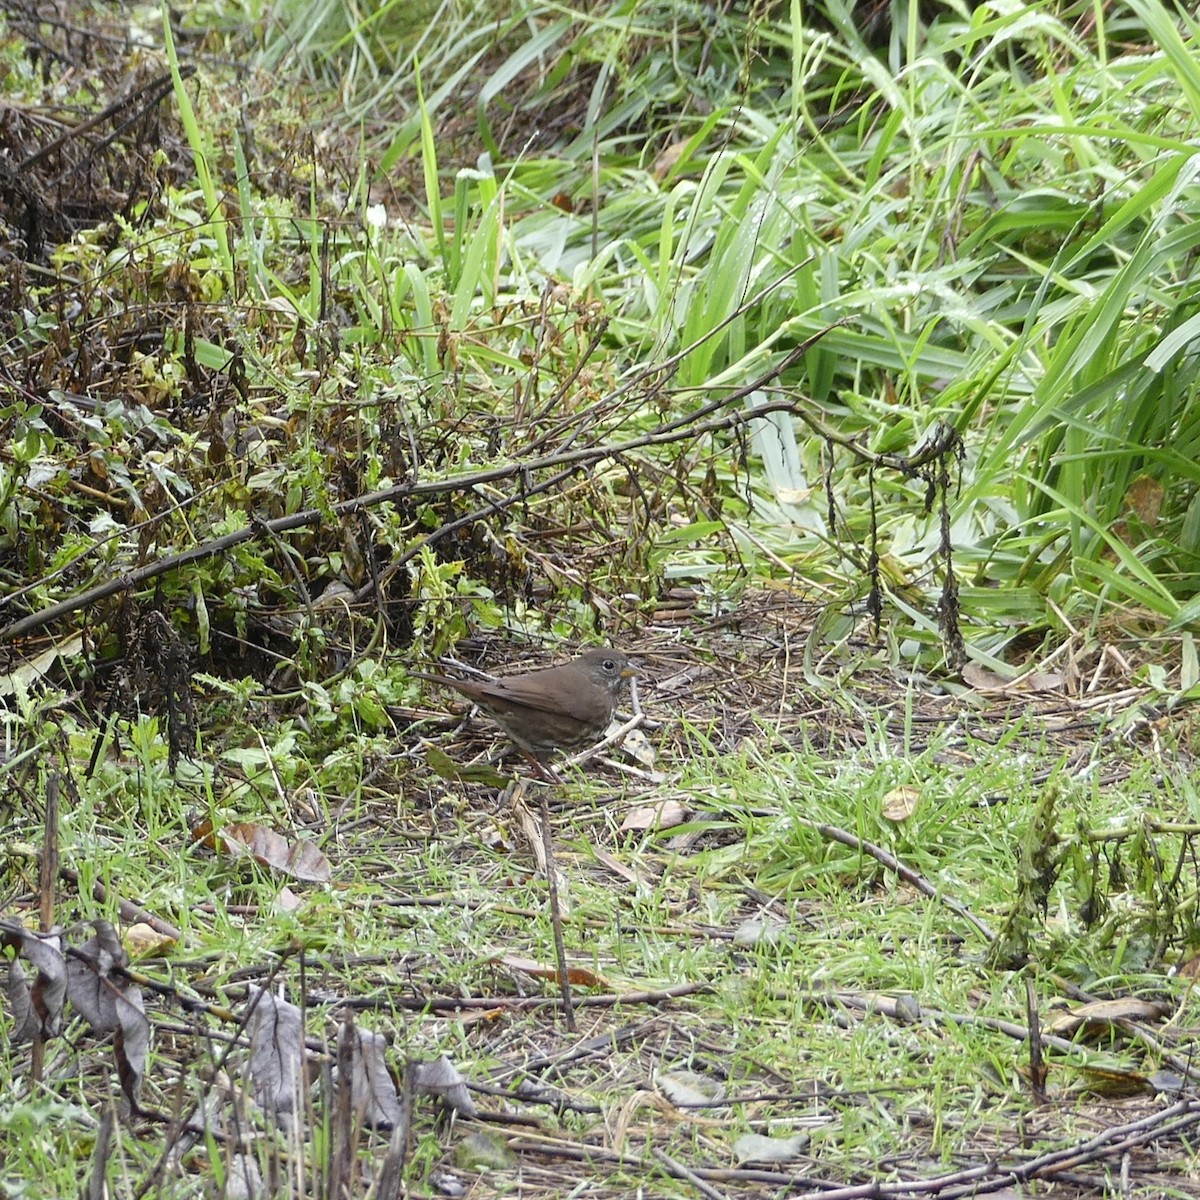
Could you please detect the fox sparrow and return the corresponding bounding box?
[412,647,636,764]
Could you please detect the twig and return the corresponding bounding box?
[338,981,715,1014]
[506,1098,1200,1198]
[539,786,577,1032]
[57,865,183,942]
[799,818,996,943]
[652,1148,732,1200]
[20,68,187,172]
[522,272,831,458]
[508,1019,661,1077]
[563,711,646,771]
[360,895,740,942]
[0,401,773,643]
[791,985,1200,1096]
[1,338,832,645]
[791,987,1118,1060]
[1025,974,1047,1103]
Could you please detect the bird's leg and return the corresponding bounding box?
[518,748,562,784]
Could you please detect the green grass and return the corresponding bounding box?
[13,0,1200,657]
[6,0,1200,1194]
[10,674,1200,1194]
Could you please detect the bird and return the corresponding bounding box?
[411,647,636,770]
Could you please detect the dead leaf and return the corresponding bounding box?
[616,726,657,768]
[653,140,688,180]
[962,661,1017,690]
[189,816,219,850]
[962,661,1064,695]
[0,921,66,1041]
[591,846,641,884]
[620,799,687,832]
[1175,952,1200,978]
[339,1022,400,1128]
[732,1131,809,1163]
[1125,475,1163,527]
[413,1054,478,1118]
[223,1155,264,1200]
[0,634,83,698]
[66,921,149,1111]
[222,823,332,883]
[655,1069,726,1108]
[1045,997,1170,1037]
[313,581,354,610]
[276,887,304,914]
[1148,1069,1187,1094]
[493,954,610,989]
[123,923,176,959]
[245,986,307,1128]
[1024,671,1065,692]
[881,786,920,822]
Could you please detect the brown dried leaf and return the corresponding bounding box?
[123,923,176,959]
[0,634,83,698]
[1176,953,1200,978]
[65,923,122,1028]
[961,661,1017,690]
[66,921,149,1110]
[1125,474,1164,527]
[962,662,1064,695]
[616,726,658,768]
[493,954,610,989]
[222,823,332,883]
[1024,671,1065,692]
[590,846,641,884]
[653,140,688,180]
[881,786,920,822]
[223,1155,264,1200]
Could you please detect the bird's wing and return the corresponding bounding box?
[480,675,608,723]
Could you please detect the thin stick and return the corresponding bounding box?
[1025,974,1047,1104]
[540,787,576,1032]
[2,331,845,645]
[802,818,997,943]
[652,1148,732,1200]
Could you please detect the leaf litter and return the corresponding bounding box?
[1,7,1199,1200]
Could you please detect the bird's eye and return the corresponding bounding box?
[603,658,617,672]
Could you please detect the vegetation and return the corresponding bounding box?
[2,0,1200,1196]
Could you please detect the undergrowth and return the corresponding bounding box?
[3,0,1200,1197]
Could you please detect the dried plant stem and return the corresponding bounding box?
[539,786,576,1032]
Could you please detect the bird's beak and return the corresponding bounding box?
[621,663,639,679]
